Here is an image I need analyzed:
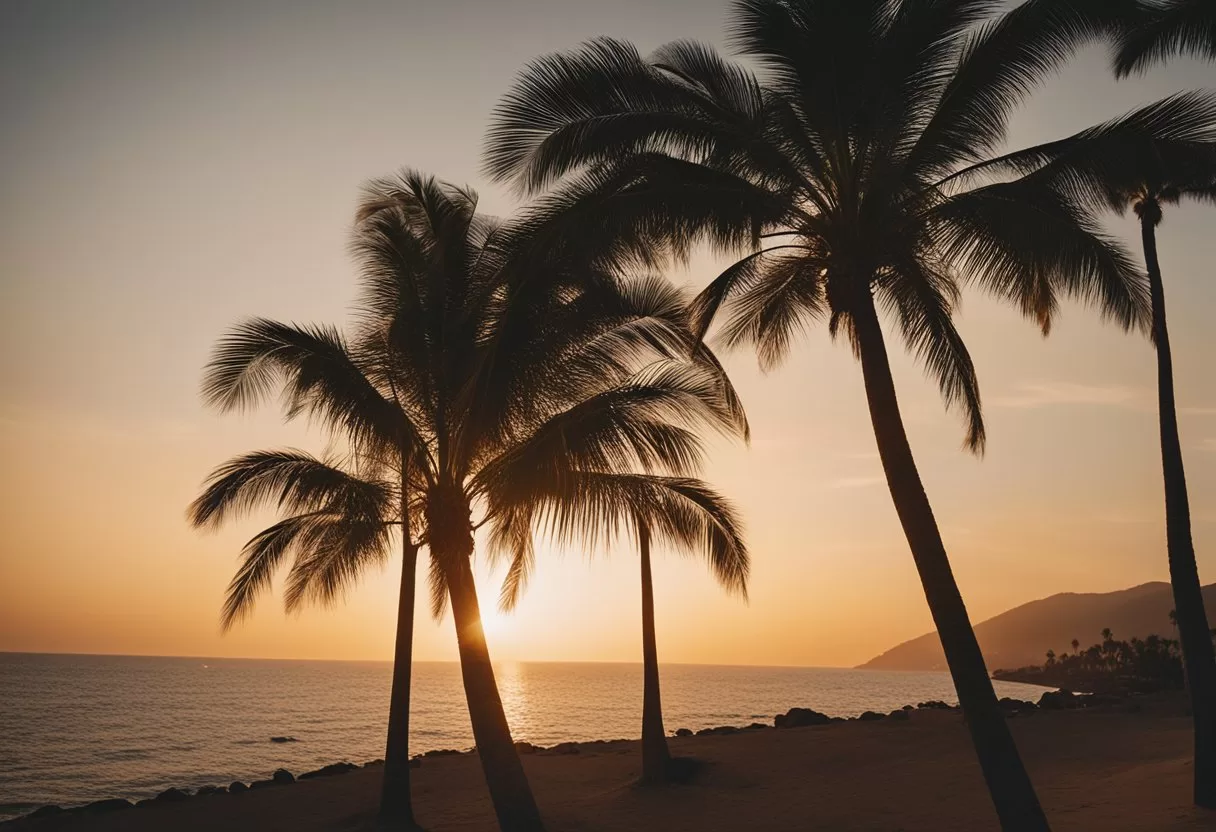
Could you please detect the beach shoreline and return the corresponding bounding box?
[5,691,1208,831]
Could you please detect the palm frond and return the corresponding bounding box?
[940,91,1216,211]
[189,449,392,530]
[488,470,748,598]
[1115,0,1216,76]
[715,248,829,372]
[427,554,450,620]
[281,509,392,614]
[876,259,985,452]
[911,0,1121,177]
[220,512,326,630]
[931,178,1149,333]
[201,319,408,455]
[487,504,537,612]
[485,36,773,193]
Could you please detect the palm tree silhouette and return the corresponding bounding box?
[484,2,1148,828]
[191,172,746,831]
[629,484,746,785]
[954,90,1216,807]
[1114,0,1216,76]
[190,393,427,827]
[502,473,747,783]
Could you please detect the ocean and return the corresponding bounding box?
[0,653,1049,819]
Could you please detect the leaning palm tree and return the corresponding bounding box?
[189,445,424,829]
[493,472,746,784]
[1115,0,1216,76]
[195,171,746,832]
[484,2,1151,828]
[944,90,1216,807]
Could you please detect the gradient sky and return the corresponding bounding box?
[2,0,1214,668]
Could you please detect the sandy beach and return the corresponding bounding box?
[5,696,1209,831]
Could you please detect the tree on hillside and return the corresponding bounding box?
[485,2,1150,828]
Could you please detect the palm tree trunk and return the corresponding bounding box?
[446,553,545,831]
[638,524,671,784]
[1141,217,1216,808]
[379,540,420,829]
[851,291,1050,832]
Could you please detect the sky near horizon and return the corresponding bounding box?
[1,0,1214,669]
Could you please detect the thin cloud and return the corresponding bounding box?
[990,381,1146,410]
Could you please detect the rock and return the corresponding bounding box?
[774,707,832,729]
[299,762,358,780]
[514,741,541,754]
[28,805,64,819]
[135,799,156,808]
[858,711,884,722]
[696,725,740,736]
[194,785,223,797]
[674,728,693,737]
[363,759,385,767]
[270,736,299,743]
[888,709,910,721]
[901,704,914,710]
[744,722,770,730]
[998,698,1037,712]
[549,742,581,755]
[272,768,294,784]
[916,700,954,710]
[76,798,134,814]
[409,757,422,768]
[228,781,248,794]
[1038,689,1082,710]
[423,748,462,758]
[153,788,191,803]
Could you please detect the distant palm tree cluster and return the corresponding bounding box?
[189,2,1216,831]
[995,626,1205,694]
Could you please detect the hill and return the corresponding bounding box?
[859,581,1216,672]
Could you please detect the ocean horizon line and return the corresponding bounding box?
[0,650,893,672]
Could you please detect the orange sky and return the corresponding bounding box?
[1,0,1214,668]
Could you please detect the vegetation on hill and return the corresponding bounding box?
[993,627,1191,694]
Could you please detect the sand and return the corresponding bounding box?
[6,699,1211,831]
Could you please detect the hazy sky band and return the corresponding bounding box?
[1,0,1213,666]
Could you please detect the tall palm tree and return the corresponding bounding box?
[1115,0,1216,76]
[946,90,1216,806]
[194,171,746,832]
[484,3,1151,828]
[494,472,746,784]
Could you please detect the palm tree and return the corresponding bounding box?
[1115,0,1216,76]
[194,171,746,831]
[947,91,1216,807]
[629,480,747,785]
[498,473,746,784]
[484,3,1151,828]
[189,386,428,822]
